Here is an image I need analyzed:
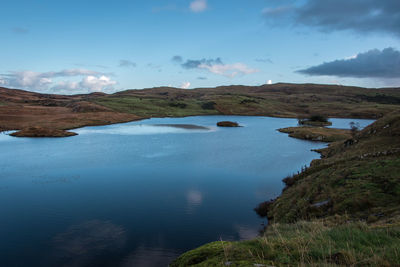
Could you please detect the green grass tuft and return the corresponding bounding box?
[171,221,400,266]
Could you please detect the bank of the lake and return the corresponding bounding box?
[172,113,400,266]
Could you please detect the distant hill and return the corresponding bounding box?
[1,83,400,136]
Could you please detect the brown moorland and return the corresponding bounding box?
[1,83,399,136]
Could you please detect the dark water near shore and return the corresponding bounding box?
[0,116,373,267]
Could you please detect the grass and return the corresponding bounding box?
[90,84,400,119]
[94,96,219,117]
[269,157,400,224]
[171,221,400,266]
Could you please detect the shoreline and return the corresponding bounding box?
[5,114,375,138]
[171,113,400,266]
[2,83,397,137]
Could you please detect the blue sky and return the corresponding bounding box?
[0,0,399,93]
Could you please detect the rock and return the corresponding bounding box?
[217,121,240,127]
[311,199,331,208]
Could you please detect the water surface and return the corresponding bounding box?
[0,116,373,266]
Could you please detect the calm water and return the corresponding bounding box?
[0,116,373,267]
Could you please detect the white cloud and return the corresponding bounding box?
[80,75,117,92]
[198,63,259,78]
[267,79,272,84]
[0,69,117,93]
[180,81,191,89]
[3,71,53,88]
[50,69,103,77]
[345,54,358,60]
[51,80,80,91]
[190,0,207,13]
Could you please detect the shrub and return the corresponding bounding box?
[240,99,258,105]
[349,121,360,137]
[308,115,328,122]
[298,115,329,125]
[201,101,216,110]
[254,200,274,218]
[168,102,187,108]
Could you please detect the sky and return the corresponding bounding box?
[0,0,399,94]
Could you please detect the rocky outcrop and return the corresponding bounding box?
[217,121,240,127]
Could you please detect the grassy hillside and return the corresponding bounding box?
[1,83,400,136]
[172,113,400,266]
[262,113,400,224]
[94,83,400,119]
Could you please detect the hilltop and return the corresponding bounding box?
[1,83,400,136]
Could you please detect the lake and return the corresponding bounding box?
[0,116,373,267]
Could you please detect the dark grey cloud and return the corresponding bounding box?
[171,55,183,63]
[12,27,29,34]
[119,59,136,68]
[297,48,400,78]
[263,0,400,37]
[181,58,223,69]
[197,76,207,80]
[178,57,258,77]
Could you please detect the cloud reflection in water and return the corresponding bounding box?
[185,189,203,214]
[47,220,127,267]
[75,124,212,136]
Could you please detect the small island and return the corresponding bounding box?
[10,127,78,138]
[217,121,240,127]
